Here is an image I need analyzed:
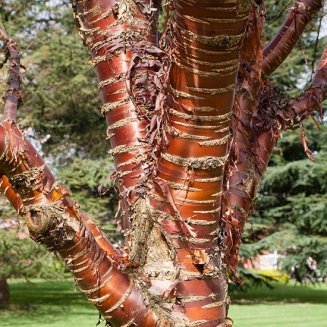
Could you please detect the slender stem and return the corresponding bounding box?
[277,47,327,128]
[221,3,266,279]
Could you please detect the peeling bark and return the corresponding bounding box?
[263,0,323,76]
[1,0,327,326]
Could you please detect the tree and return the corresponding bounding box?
[0,0,326,326]
[242,121,327,277]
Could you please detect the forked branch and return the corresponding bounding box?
[221,2,326,277]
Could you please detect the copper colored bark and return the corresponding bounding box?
[0,120,163,325]
[263,0,323,76]
[1,0,327,326]
[71,1,250,325]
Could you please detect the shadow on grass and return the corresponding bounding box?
[2,279,327,318]
[2,279,96,318]
[231,282,327,305]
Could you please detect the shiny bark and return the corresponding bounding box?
[263,0,323,76]
[221,0,325,276]
[1,0,326,326]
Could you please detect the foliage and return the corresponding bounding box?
[250,269,289,283]
[242,121,327,276]
[0,230,64,280]
[57,157,119,238]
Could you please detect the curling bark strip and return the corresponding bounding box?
[263,0,322,76]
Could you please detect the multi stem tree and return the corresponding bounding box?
[0,0,326,326]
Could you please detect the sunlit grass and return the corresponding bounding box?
[230,282,327,326]
[0,279,326,326]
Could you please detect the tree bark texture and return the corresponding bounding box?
[0,277,9,308]
[0,0,326,326]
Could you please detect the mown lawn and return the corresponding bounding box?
[230,282,327,326]
[0,279,326,326]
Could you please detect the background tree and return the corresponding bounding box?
[0,1,326,326]
[242,122,327,277]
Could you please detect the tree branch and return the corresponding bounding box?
[277,46,327,128]
[70,0,166,235]
[263,0,323,76]
[0,27,22,121]
[220,3,266,280]
[0,120,164,325]
[221,45,326,279]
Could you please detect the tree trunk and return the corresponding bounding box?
[0,277,9,308]
[0,0,326,326]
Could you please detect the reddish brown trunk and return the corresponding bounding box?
[0,277,9,308]
[0,0,326,326]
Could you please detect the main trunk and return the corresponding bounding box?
[0,277,9,308]
[69,0,250,325]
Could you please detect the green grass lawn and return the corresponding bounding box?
[230,283,327,326]
[0,279,326,326]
